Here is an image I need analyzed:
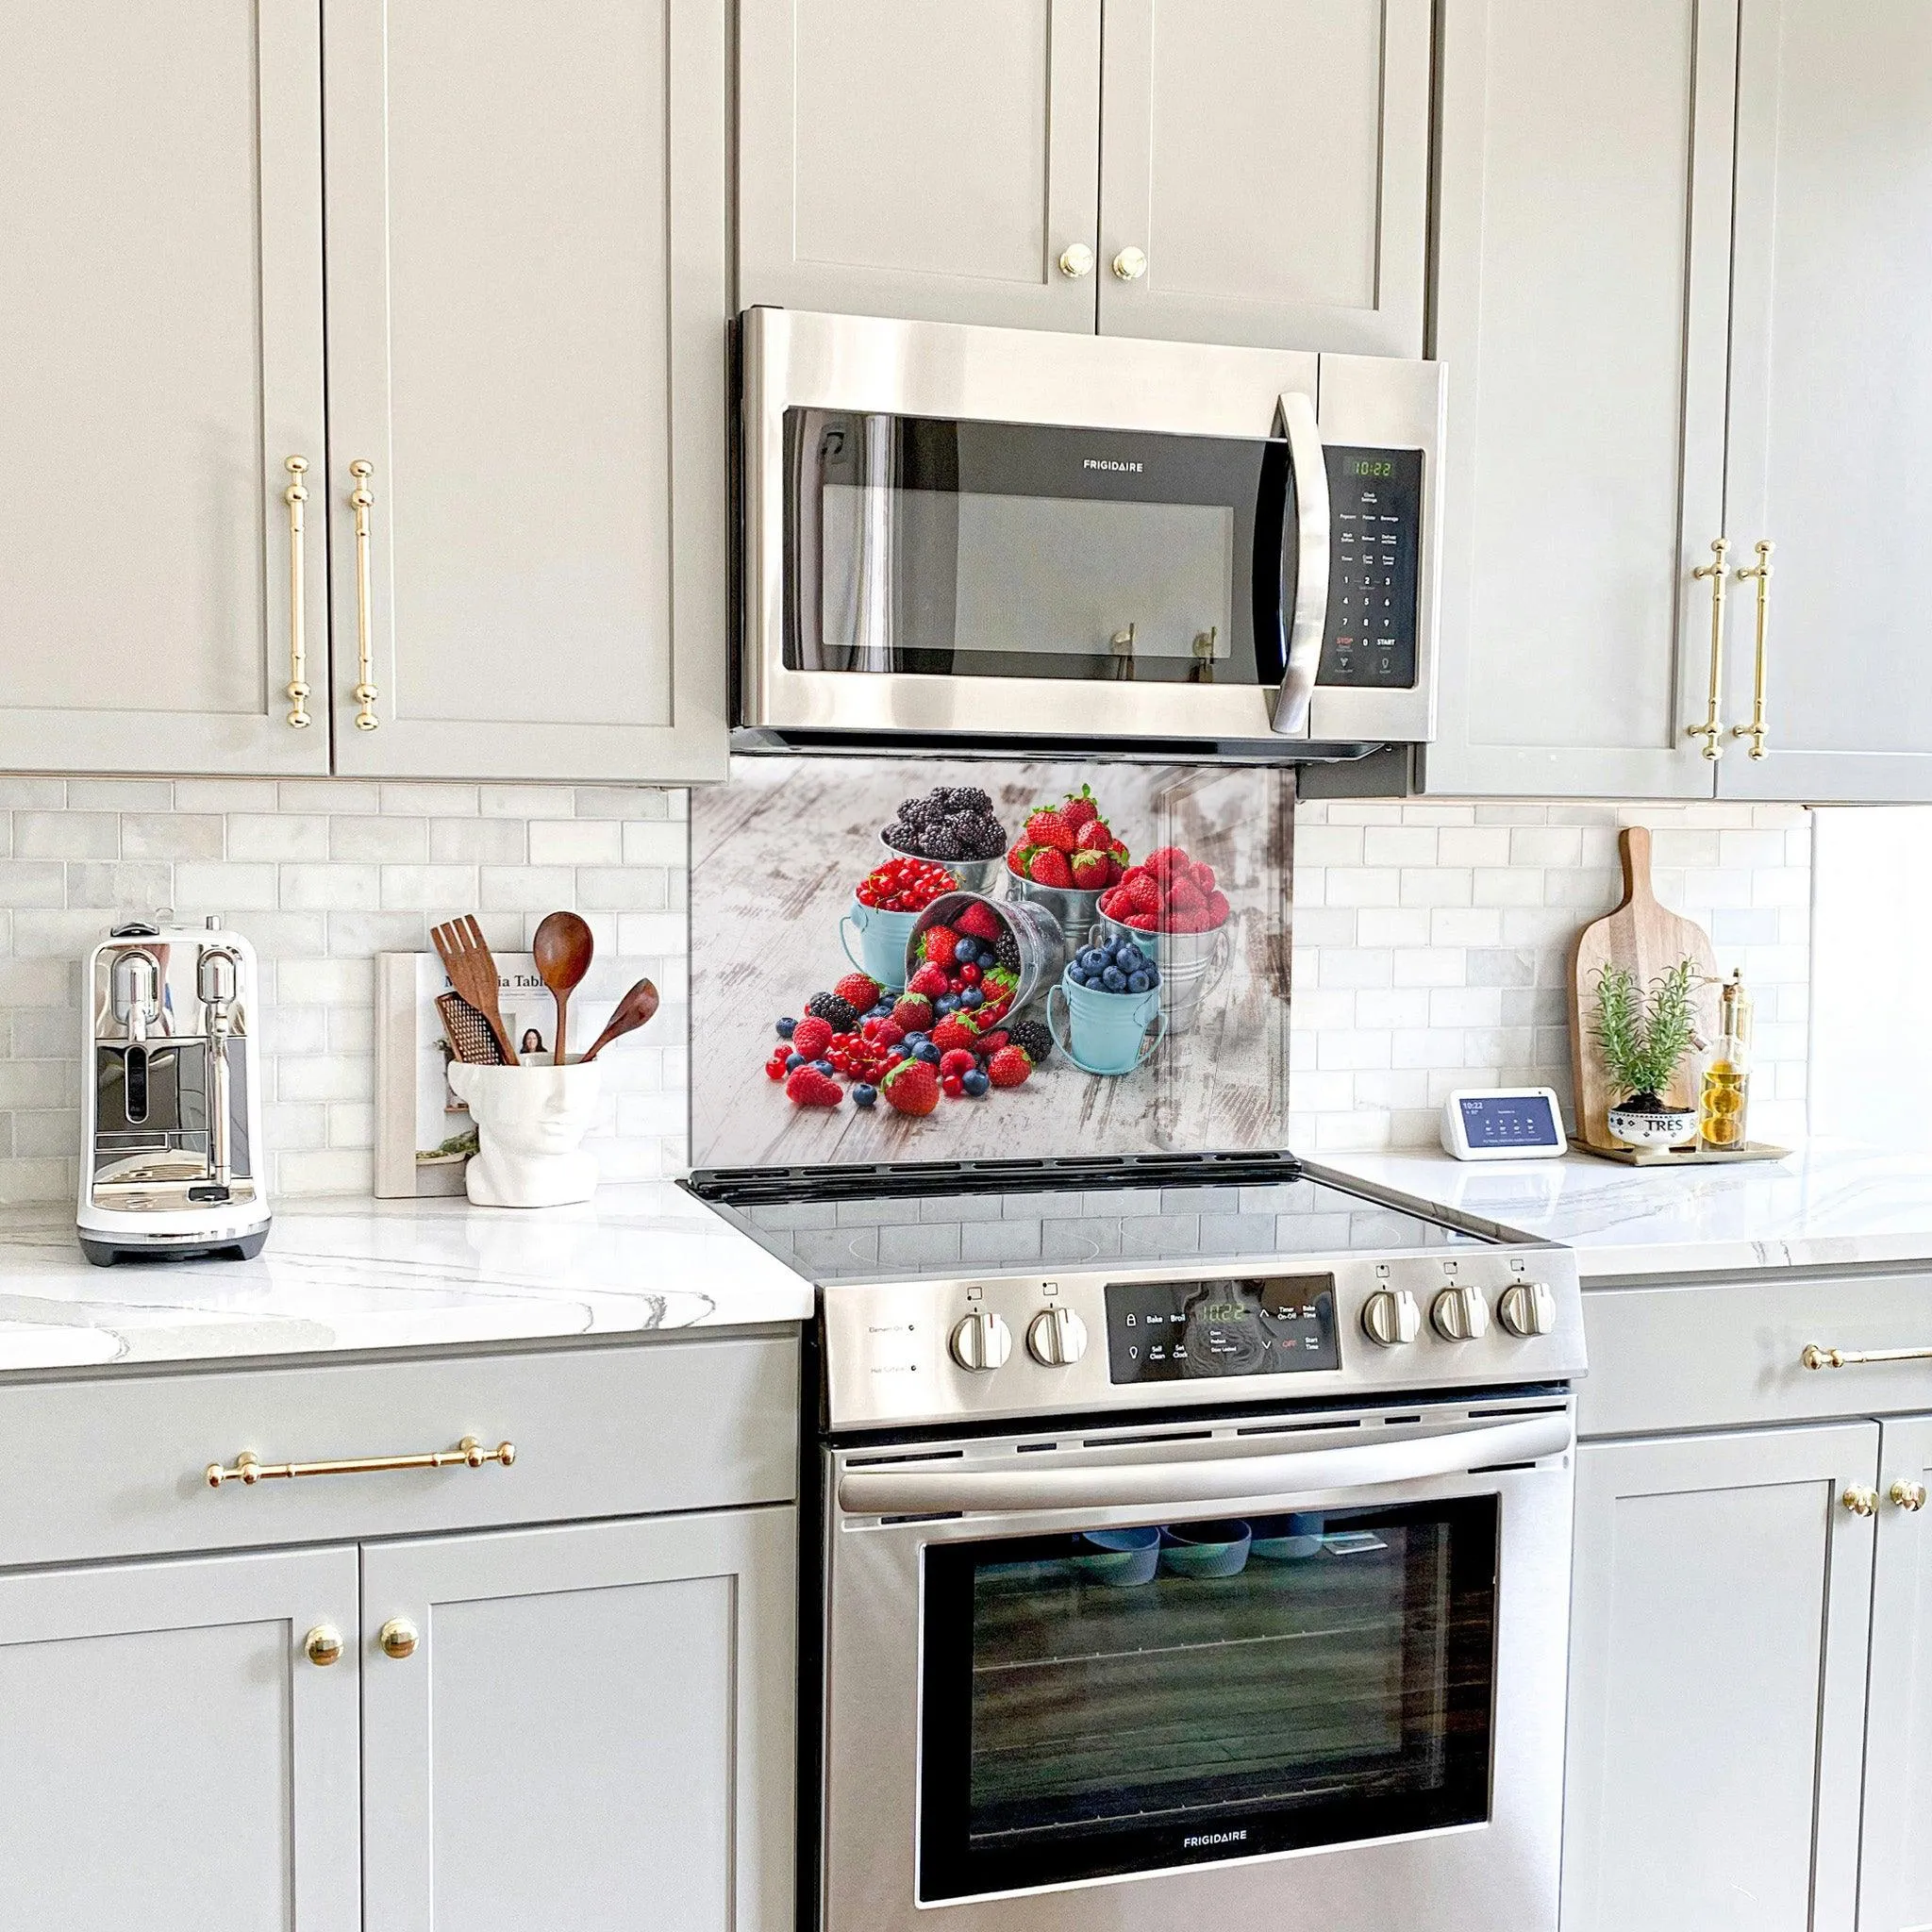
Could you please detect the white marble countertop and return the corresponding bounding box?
[0,1183,813,1374]
[1313,1140,1932,1279]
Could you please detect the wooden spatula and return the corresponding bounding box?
[431,915,519,1065]
[580,978,659,1062]
[1568,826,1719,1149]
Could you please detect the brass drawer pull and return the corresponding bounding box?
[283,456,311,728]
[349,459,380,730]
[206,1434,515,1489]
[1686,536,1729,759]
[1732,539,1774,758]
[304,1624,344,1667]
[1802,1343,1932,1371]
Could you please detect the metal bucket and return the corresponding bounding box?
[908,891,1065,1017]
[1006,872,1107,952]
[878,830,1004,897]
[1095,913,1234,1035]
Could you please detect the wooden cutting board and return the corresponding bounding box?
[1568,826,1722,1151]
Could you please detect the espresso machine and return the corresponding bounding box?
[76,916,271,1265]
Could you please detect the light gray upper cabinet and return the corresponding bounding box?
[323,0,730,782]
[0,0,330,777]
[1424,0,1737,799]
[0,1545,360,1932]
[1859,1416,1932,1932]
[1096,0,1428,354]
[360,1507,796,1932]
[1716,0,1932,802]
[738,0,1103,332]
[1561,1424,1877,1932]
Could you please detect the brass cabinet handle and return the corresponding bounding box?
[1111,245,1148,281]
[349,459,379,730]
[1058,242,1094,278]
[1843,1486,1880,1517]
[1890,1480,1928,1513]
[378,1617,419,1660]
[1732,540,1774,758]
[206,1434,515,1488]
[1687,537,1729,758]
[1802,1343,1932,1371]
[283,456,311,727]
[303,1624,344,1667]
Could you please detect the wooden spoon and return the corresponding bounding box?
[532,910,594,1065]
[580,978,660,1062]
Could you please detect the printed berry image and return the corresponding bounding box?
[1007,784,1131,892]
[882,786,1008,863]
[1066,935,1161,996]
[1096,845,1232,935]
[856,855,958,913]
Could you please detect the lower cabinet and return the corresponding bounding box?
[1562,1424,1879,1931]
[0,1507,793,1932]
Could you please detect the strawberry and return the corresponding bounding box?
[785,1066,842,1107]
[1024,808,1075,853]
[891,993,933,1032]
[908,963,950,1000]
[791,1015,833,1061]
[1060,786,1101,830]
[955,901,1002,941]
[1007,841,1034,876]
[931,1014,982,1055]
[920,924,959,969]
[1207,890,1231,925]
[987,1046,1032,1089]
[977,1029,1009,1055]
[1070,848,1110,890]
[1074,818,1112,853]
[882,1058,940,1117]
[1027,847,1074,889]
[835,972,883,1012]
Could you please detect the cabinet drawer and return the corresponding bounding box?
[0,1333,799,1570]
[1579,1269,1932,1437]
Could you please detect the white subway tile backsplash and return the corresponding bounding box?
[227,813,329,861]
[530,820,622,865]
[330,814,431,863]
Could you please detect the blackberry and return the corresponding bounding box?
[806,992,860,1032]
[994,926,1021,973]
[1009,1020,1053,1066]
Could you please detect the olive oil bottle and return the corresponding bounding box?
[1699,971,1753,1151]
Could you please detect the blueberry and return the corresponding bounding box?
[1102,966,1127,992]
[1079,947,1108,973]
[1127,972,1152,993]
[1067,967,1087,987]
[954,940,978,967]
[867,1002,893,1020]
[812,1058,835,1075]
[914,1041,941,1064]
[852,1083,877,1108]
[906,1030,929,1047]
[1115,945,1145,974]
[961,1069,991,1097]
[776,1017,797,1039]
[785,1053,805,1071]
[936,993,958,1014]
[960,986,983,1008]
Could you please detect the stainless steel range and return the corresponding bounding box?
[695,1155,1584,1932]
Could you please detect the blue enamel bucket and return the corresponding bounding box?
[1047,969,1165,1075]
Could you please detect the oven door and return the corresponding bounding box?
[820,1398,1572,1932]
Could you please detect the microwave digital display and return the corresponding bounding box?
[1320,443,1424,691]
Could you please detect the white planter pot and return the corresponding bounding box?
[446,1061,601,1207]
[1607,1103,1698,1150]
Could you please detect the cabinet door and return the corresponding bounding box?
[1422,0,1734,798]
[0,1546,359,1932]
[1561,1424,1877,1932]
[738,0,1102,331]
[0,0,329,775]
[1095,0,1428,353]
[323,0,730,783]
[1720,0,1932,801]
[1858,1416,1932,1932]
[362,1507,795,1932]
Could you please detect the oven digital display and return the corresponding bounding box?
[1104,1275,1340,1384]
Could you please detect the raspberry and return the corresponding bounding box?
[785,1066,842,1107]
[920,924,960,969]
[1027,848,1073,889]
[791,1015,833,1060]
[1191,861,1218,893]
[862,1017,906,1047]
[987,1046,1032,1089]
[891,993,934,1032]
[1024,808,1075,853]
[1207,890,1230,925]
[1121,873,1160,914]
[834,972,883,1011]
[939,1048,977,1078]
[1124,912,1159,930]
[955,901,1002,942]
[881,1058,940,1116]
[1169,877,1207,916]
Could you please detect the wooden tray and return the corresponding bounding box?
[1569,1138,1791,1167]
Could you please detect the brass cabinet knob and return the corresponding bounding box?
[304,1624,344,1668]
[1111,245,1148,282]
[1843,1486,1880,1517]
[1890,1479,1928,1512]
[378,1617,420,1660]
[1058,242,1094,279]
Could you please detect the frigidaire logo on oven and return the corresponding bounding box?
[1184,1829,1248,1848]
[1083,458,1143,473]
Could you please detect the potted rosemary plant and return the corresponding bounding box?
[1591,958,1701,1148]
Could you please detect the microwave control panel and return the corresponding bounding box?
[1318,444,1424,690]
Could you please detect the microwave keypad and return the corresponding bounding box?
[1319,445,1423,689]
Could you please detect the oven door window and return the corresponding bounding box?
[918,1497,1497,1900]
[784,409,1291,688]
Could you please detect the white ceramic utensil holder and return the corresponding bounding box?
[447,1062,602,1208]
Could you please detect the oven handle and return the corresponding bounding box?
[1269,389,1330,737]
[837,1411,1571,1518]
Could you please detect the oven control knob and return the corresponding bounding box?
[1498,1280,1557,1339]
[1360,1289,1421,1347]
[949,1309,1012,1374]
[1025,1306,1089,1368]
[1431,1284,1491,1343]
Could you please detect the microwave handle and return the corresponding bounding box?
[837,1410,1570,1518]
[1270,390,1331,737]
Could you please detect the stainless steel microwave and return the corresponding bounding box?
[736,308,1445,755]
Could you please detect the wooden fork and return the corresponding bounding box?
[431,915,519,1065]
